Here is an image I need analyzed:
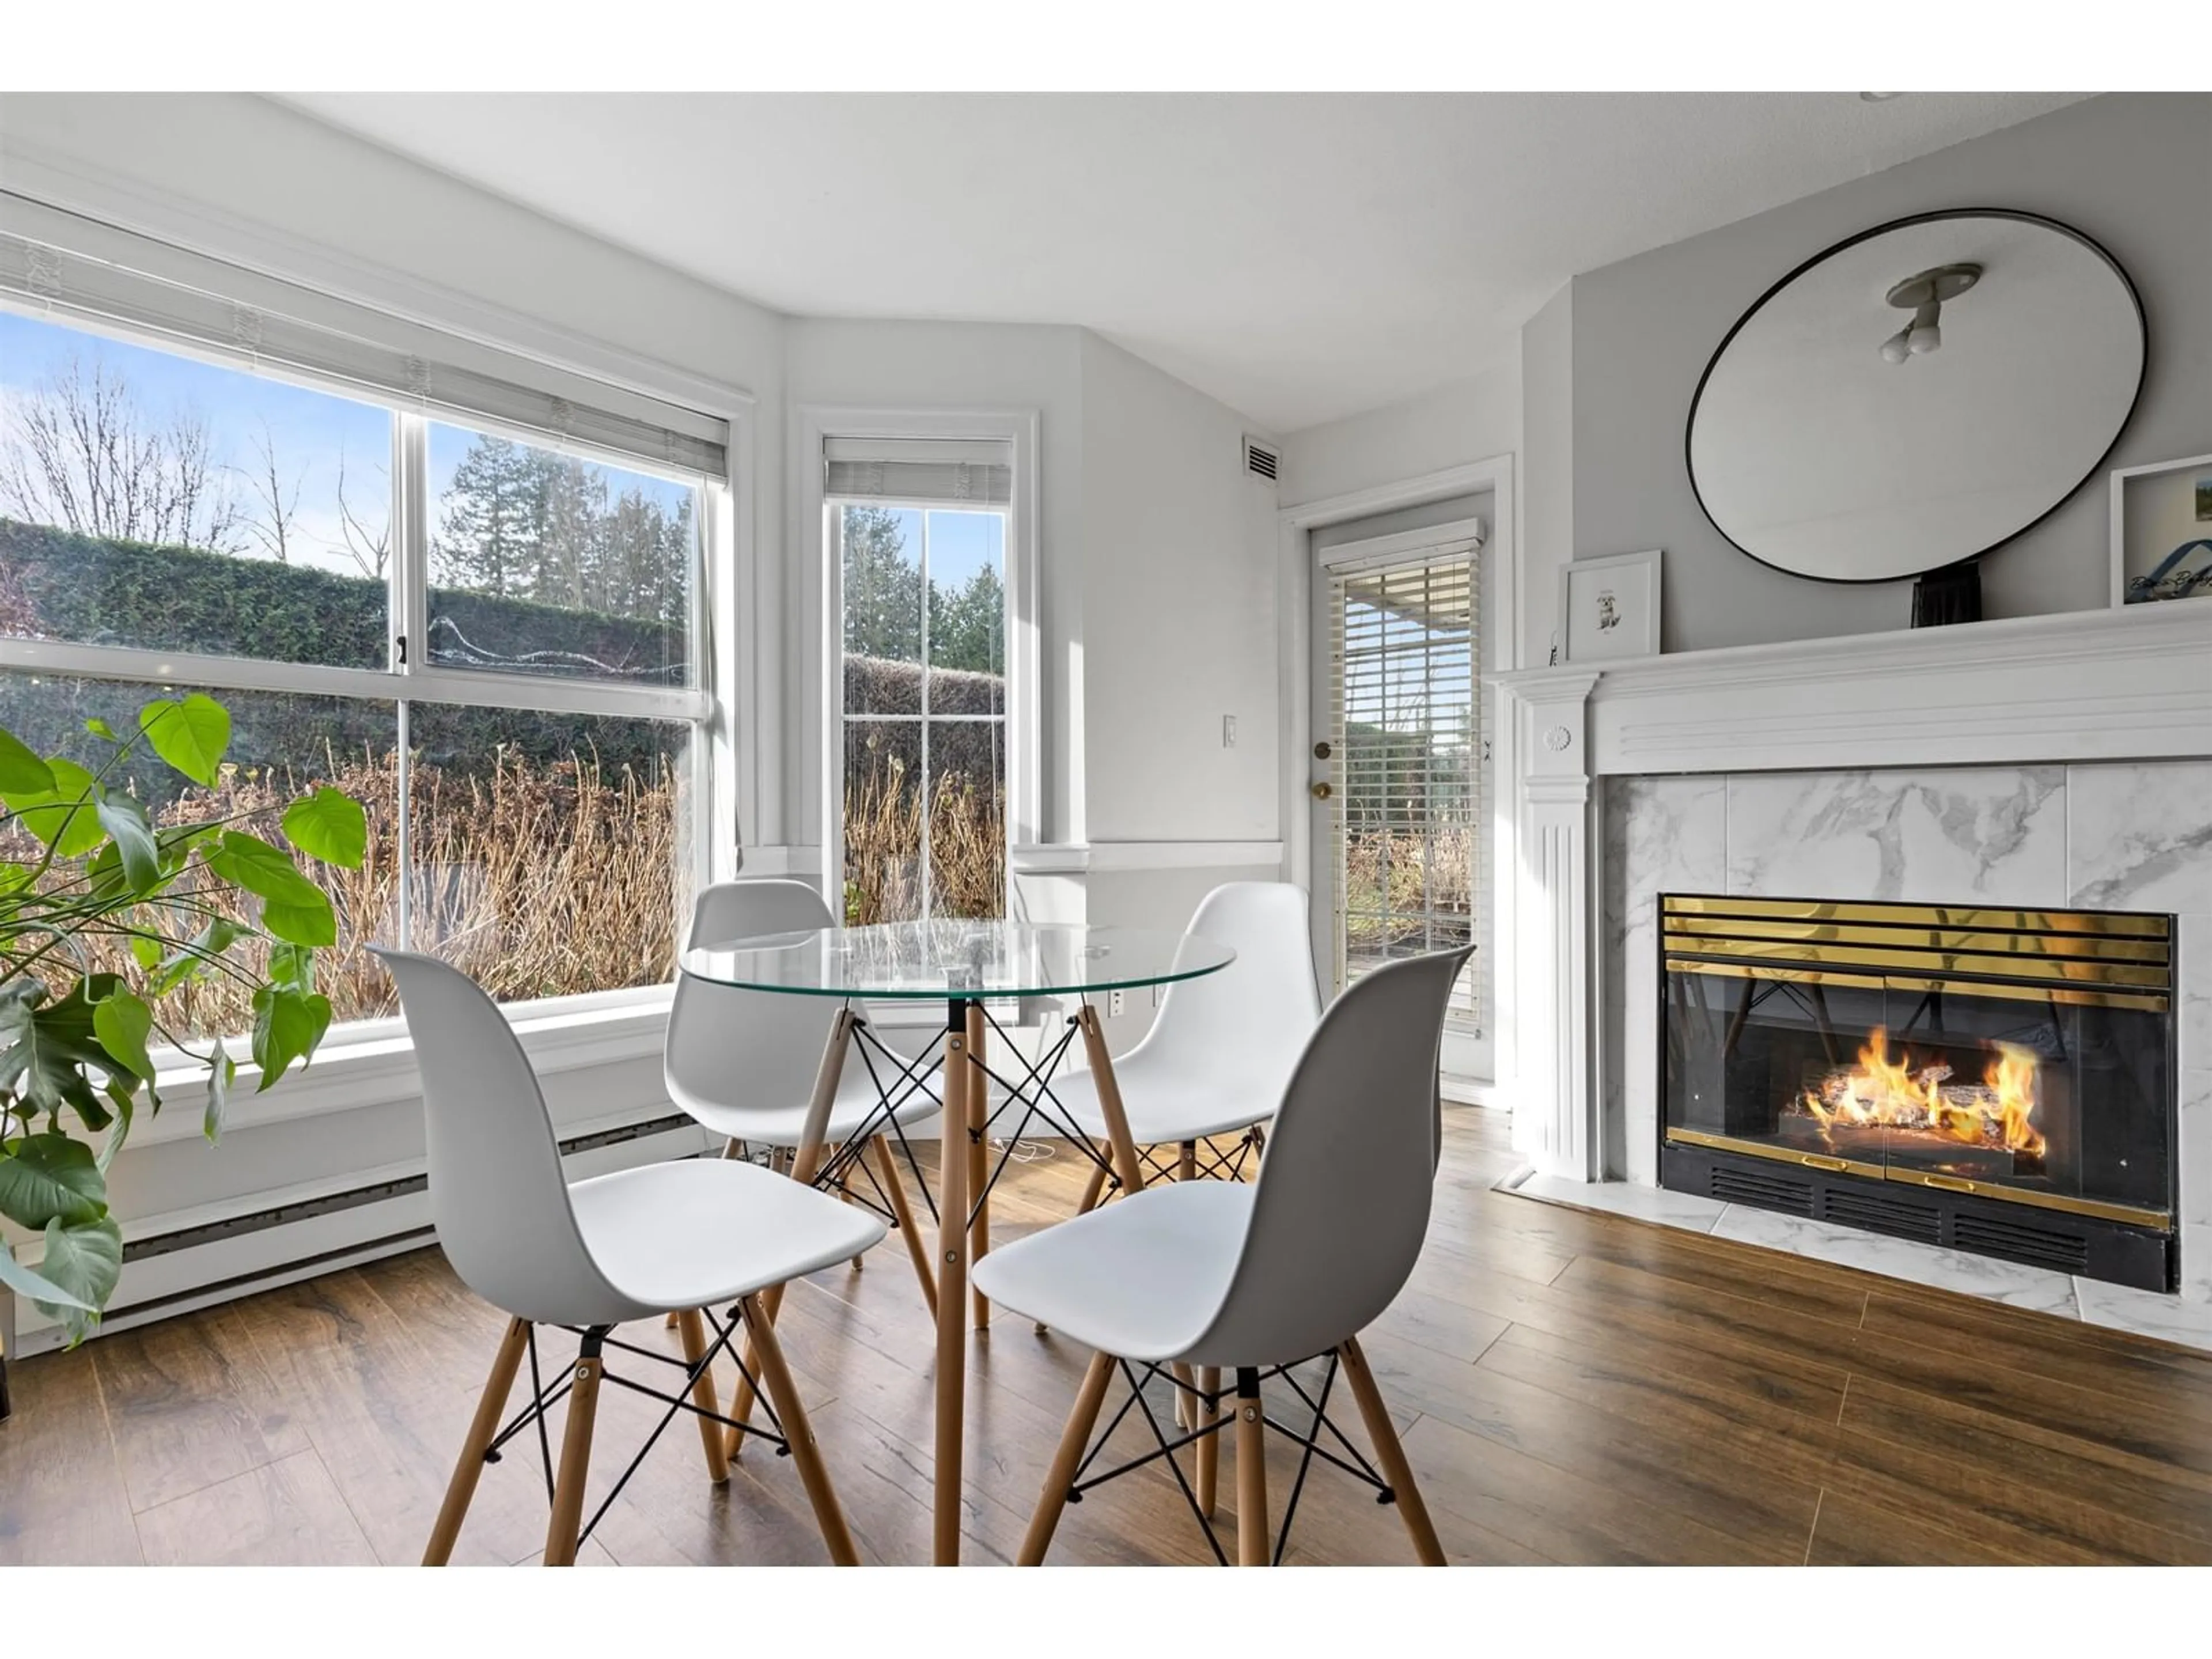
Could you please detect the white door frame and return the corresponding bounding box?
[1277,455,1521,891]
[1276,455,1520,1082]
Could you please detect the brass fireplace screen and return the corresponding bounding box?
[1660,895,2175,1233]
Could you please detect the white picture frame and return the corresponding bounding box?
[2111,452,2212,608]
[1558,549,1662,663]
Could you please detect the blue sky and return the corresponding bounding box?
[2,309,696,578]
[866,505,1002,593]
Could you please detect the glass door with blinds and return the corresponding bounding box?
[1311,527,1487,1075]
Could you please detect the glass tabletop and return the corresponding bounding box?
[680,920,1234,1000]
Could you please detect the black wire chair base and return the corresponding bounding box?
[1062,1353,1392,1566]
[482,1308,787,1552]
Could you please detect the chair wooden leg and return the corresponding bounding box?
[723,1288,782,1461]
[1194,1364,1221,1517]
[543,1343,604,1567]
[835,1145,866,1271]
[742,1293,861,1565]
[1337,1336,1445,1565]
[1179,1140,1198,1181]
[872,1135,938,1319]
[1018,1349,1115,1565]
[675,1309,731,1485]
[1234,1366,1268,1566]
[423,1316,529,1565]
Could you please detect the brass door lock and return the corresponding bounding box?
[1310,781,1334,801]
[1312,741,1332,760]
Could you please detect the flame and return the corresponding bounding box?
[1798,1026,2045,1158]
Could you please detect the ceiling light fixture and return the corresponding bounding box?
[1879,262,1982,363]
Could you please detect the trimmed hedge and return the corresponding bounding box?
[0,517,684,680]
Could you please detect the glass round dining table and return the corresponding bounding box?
[679,919,1234,1566]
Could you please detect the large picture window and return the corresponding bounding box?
[1,208,723,1041]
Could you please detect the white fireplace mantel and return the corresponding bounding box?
[1486,601,2212,1177]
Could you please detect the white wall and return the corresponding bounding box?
[1077,333,1280,846]
[1554,92,2212,654]
[1278,361,1520,509]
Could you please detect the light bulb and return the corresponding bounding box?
[1908,320,1941,355]
[1880,328,1912,365]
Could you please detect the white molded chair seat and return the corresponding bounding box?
[668,1062,940,1152]
[972,947,1474,1567]
[1044,1059,1296,1147]
[567,1158,885,1321]
[974,1180,1251,1361]
[1054,882,1320,1156]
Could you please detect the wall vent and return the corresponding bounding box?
[1243,437,1279,482]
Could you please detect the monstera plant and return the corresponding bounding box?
[0,693,364,1344]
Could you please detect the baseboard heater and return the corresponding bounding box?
[8,1113,704,1355]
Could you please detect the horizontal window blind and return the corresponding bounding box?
[824,435,1012,506]
[1327,543,1483,1033]
[0,193,726,479]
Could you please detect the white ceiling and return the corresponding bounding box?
[274,92,2091,433]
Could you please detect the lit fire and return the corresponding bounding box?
[1798,1026,2046,1158]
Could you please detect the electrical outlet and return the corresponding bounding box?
[1109,987,1126,1018]
[1222,714,1237,748]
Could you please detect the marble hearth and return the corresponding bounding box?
[1489,601,2212,1349]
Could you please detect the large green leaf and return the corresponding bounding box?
[257,892,337,947]
[95,789,161,892]
[139,694,230,787]
[0,1236,97,1314]
[33,1215,125,1343]
[0,1130,108,1229]
[251,984,331,1092]
[3,756,107,858]
[281,787,368,869]
[0,725,54,796]
[204,831,338,947]
[92,985,160,1105]
[0,975,122,1130]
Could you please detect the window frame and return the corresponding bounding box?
[802,406,1040,920]
[0,290,733,1054]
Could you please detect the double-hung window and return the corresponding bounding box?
[0,196,724,1046]
[824,436,1013,924]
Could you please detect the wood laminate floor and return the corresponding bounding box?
[5,1107,2210,1566]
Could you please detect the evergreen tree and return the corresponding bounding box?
[433,435,540,598]
[927,562,1005,675]
[841,506,922,661]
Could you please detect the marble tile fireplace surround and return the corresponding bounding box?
[1490,600,2212,1348]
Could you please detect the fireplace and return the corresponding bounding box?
[1659,895,2177,1291]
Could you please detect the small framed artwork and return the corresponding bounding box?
[2110,452,2212,607]
[1557,549,1662,663]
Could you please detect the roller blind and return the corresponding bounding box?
[1326,542,1484,1034]
[823,435,1013,506]
[0,192,728,478]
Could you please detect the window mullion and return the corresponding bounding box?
[919,509,933,921]
[394,411,430,676]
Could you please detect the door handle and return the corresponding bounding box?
[1310,781,1334,801]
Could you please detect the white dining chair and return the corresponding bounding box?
[1044,881,1321,1207]
[377,948,885,1566]
[972,945,1471,1567]
[667,878,944,1310]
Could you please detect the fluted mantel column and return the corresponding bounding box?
[1490,668,1600,1178]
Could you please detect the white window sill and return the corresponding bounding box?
[121,986,676,1153]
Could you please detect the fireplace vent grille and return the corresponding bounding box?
[1708,1164,1815,1214]
[1953,1213,2091,1275]
[1823,1190,1942,1244]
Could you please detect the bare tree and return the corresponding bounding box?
[329,446,392,579]
[240,419,302,563]
[0,352,242,552]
